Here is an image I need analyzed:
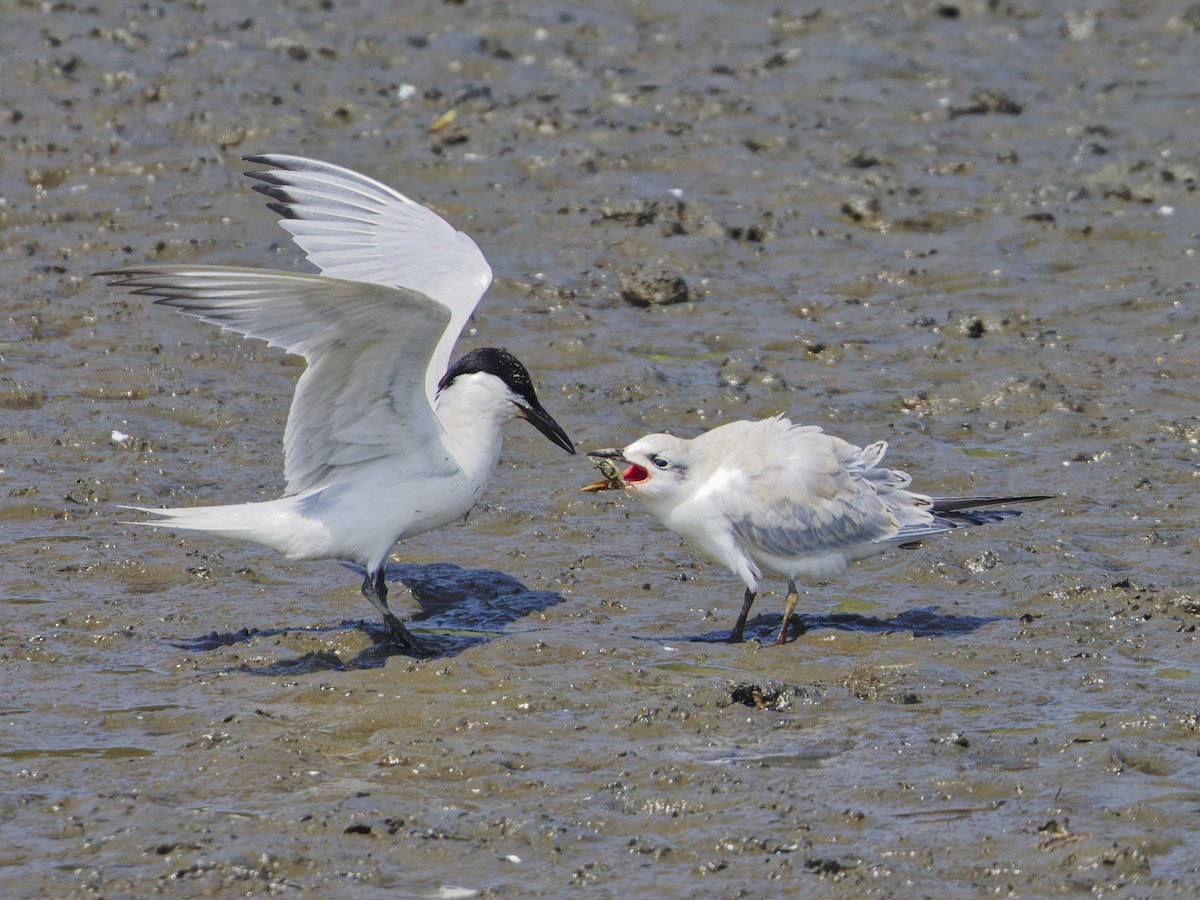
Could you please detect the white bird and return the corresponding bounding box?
[101,154,575,656]
[583,416,1046,645]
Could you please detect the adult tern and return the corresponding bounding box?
[583,416,1046,645]
[102,154,575,656]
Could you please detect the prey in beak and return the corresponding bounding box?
[580,449,649,492]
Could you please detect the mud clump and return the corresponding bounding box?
[620,266,690,307]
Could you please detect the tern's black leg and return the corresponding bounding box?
[360,568,432,657]
[730,588,756,642]
[774,579,802,646]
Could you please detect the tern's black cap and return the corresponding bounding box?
[439,347,536,403]
[439,347,575,454]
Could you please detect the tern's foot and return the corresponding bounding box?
[382,613,434,658]
[773,615,805,645]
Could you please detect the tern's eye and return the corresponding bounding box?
[650,455,670,469]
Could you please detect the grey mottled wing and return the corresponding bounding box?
[712,418,933,558]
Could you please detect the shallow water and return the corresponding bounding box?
[2,0,1199,895]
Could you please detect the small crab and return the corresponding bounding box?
[580,454,625,493]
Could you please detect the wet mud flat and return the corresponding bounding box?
[2,0,1200,895]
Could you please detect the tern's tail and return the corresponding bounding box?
[891,494,1051,547]
[930,494,1051,528]
[121,495,331,562]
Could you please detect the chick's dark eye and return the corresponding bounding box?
[651,456,670,469]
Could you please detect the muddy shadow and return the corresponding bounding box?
[171,561,567,671]
[688,605,1008,645]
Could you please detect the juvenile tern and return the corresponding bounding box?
[102,154,575,656]
[583,416,1046,645]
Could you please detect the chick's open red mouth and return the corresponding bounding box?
[622,464,649,484]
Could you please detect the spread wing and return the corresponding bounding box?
[99,266,455,495]
[242,153,493,404]
[712,417,935,559]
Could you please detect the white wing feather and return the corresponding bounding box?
[101,266,454,495]
[242,154,493,404]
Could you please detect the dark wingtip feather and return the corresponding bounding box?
[930,495,1051,513]
[935,507,1026,528]
[247,177,296,203]
[922,494,1052,533]
[246,170,291,188]
[263,200,299,220]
